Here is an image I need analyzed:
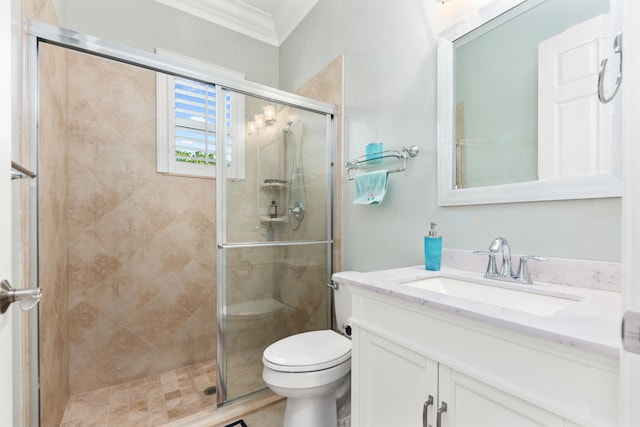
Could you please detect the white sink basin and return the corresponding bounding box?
[402,276,579,316]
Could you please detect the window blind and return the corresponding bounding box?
[155,49,245,180]
[173,77,218,166]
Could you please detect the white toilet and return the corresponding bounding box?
[262,282,351,427]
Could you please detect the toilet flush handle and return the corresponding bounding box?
[327,281,351,336]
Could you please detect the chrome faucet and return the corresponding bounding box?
[489,237,514,279]
[474,237,547,284]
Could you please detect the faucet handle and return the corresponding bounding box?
[473,250,498,277]
[515,256,547,284]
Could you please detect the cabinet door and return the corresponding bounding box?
[437,365,565,427]
[354,329,438,427]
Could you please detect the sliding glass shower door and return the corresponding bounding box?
[216,92,334,405]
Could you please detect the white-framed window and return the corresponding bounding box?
[156,49,245,179]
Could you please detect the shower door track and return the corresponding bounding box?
[26,20,336,116]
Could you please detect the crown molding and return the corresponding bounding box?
[272,0,318,44]
[155,0,318,46]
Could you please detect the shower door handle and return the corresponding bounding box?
[0,279,41,314]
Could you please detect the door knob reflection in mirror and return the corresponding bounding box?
[598,32,623,104]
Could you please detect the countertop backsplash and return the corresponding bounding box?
[442,249,621,293]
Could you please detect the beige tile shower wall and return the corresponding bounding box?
[224,95,282,312]
[278,108,330,243]
[38,44,71,427]
[65,51,217,395]
[278,245,328,335]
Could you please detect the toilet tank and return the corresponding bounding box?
[334,281,352,336]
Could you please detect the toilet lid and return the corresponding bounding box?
[263,330,351,372]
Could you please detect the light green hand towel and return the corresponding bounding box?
[354,170,389,205]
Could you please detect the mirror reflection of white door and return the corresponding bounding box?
[538,14,611,181]
[0,1,15,424]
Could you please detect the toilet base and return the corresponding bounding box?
[283,393,337,427]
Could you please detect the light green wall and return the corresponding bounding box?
[63,0,279,87]
[280,0,621,271]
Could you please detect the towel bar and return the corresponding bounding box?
[345,144,418,180]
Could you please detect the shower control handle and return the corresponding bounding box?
[423,395,434,427]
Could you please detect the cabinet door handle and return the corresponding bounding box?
[422,395,434,427]
[436,401,448,427]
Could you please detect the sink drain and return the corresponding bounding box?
[203,385,217,396]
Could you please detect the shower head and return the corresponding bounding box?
[282,121,294,132]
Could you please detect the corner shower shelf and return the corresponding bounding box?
[345,144,419,180]
[259,181,288,225]
[260,182,288,190]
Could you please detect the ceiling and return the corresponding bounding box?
[154,0,319,46]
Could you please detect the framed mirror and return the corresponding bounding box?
[437,0,622,206]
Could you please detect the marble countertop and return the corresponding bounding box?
[333,266,622,358]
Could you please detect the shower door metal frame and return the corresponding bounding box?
[215,96,335,406]
[26,19,337,422]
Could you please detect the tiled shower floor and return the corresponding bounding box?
[60,360,217,427]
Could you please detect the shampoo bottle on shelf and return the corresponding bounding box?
[269,200,278,219]
[424,222,442,271]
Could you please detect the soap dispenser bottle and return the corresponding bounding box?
[424,222,442,271]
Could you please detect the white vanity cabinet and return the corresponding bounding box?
[436,365,568,427]
[356,328,438,426]
[346,284,619,427]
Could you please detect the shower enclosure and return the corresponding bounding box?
[27,21,335,425]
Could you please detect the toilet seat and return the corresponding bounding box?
[263,330,351,373]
